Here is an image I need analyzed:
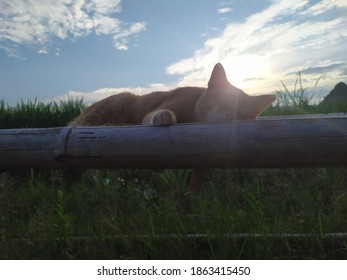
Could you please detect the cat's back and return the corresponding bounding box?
[70,86,204,126]
[70,92,138,125]
[156,87,205,123]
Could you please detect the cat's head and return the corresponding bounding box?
[196,63,275,122]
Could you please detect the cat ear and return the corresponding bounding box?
[251,95,276,115]
[208,63,228,87]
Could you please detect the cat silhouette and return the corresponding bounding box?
[71,63,275,194]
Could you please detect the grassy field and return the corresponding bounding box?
[0,82,347,259]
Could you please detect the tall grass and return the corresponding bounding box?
[1,168,346,259]
[264,72,330,116]
[0,98,85,128]
[0,82,347,259]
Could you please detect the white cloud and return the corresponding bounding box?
[91,0,122,14]
[0,0,146,56]
[0,45,22,59]
[301,0,347,16]
[94,16,121,35]
[165,0,347,96]
[38,49,49,55]
[112,22,147,50]
[218,7,233,14]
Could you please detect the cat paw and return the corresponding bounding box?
[151,109,177,126]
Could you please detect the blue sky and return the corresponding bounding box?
[1,0,347,105]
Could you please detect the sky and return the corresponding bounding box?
[1,0,347,106]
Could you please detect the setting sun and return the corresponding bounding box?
[224,55,267,88]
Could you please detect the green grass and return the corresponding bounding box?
[1,168,346,259]
[0,84,347,259]
[0,98,85,129]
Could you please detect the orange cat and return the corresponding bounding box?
[70,63,275,194]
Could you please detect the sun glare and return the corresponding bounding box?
[224,55,266,88]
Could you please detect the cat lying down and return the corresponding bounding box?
[70,63,275,195]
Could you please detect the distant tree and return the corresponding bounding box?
[319,82,347,112]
